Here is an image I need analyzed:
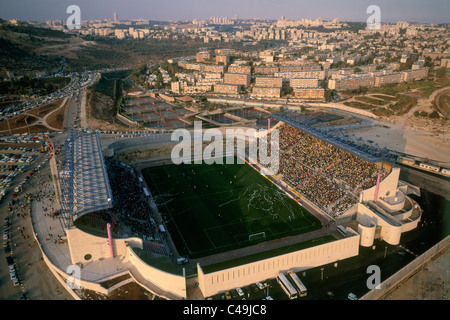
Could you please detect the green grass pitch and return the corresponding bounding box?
[142,156,322,259]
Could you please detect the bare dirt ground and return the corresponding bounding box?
[116,144,178,164]
[383,246,449,300]
[0,98,67,134]
[353,84,450,164]
[86,90,134,132]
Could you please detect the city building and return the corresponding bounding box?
[214,83,241,94]
[252,86,281,98]
[254,66,279,75]
[196,51,211,63]
[216,55,230,65]
[328,76,375,91]
[255,76,283,88]
[293,88,325,99]
[228,65,252,74]
[224,73,251,87]
[290,78,320,88]
[275,70,326,80]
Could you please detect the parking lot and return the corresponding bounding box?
[0,133,69,300]
[0,142,44,197]
[0,139,51,297]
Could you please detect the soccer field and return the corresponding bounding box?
[142,157,322,259]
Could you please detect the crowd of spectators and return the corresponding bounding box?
[99,159,161,240]
[277,123,386,217]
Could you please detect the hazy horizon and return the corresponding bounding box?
[0,0,449,24]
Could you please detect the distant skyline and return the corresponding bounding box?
[0,0,449,24]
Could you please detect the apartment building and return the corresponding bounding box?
[255,76,283,88]
[290,78,320,88]
[227,65,252,74]
[254,66,279,75]
[216,55,230,65]
[171,81,181,94]
[178,61,227,74]
[293,88,325,99]
[374,73,403,87]
[214,83,241,94]
[328,76,375,91]
[252,86,281,98]
[203,64,227,73]
[275,70,326,80]
[278,64,322,72]
[401,68,428,82]
[215,49,235,55]
[196,51,211,62]
[224,73,251,87]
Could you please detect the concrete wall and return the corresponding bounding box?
[360,235,450,300]
[104,133,174,156]
[356,203,402,245]
[126,246,187,299]
[361,168,400,202]
[116,113,139,128]
[306,102,379,119]
[66,227,143,264]
[358,222,376,247]
[197,232,360,297]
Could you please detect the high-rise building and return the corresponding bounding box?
[113,12,118,23]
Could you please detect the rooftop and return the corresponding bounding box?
[59,130,113,227]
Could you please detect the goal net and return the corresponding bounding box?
[249,232,266,242]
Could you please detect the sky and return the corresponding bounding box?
[0,0,449,24]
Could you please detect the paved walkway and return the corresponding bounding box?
[28,164,186,299]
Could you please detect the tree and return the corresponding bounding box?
[436,67,447,79]
[324,89,336,101]
[281,84,293,97]
[429,111,440,119]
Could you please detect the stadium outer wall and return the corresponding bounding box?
[197,229,360,297]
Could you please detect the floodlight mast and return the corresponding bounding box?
[46,135,56,159]
[45,134,63,216]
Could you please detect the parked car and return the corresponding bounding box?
[176,257,189,265]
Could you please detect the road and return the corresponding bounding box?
[434,88,450,120]
[395,85,450,130]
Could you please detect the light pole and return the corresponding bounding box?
[321,267,324,281]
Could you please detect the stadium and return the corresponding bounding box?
[40,108,422,300]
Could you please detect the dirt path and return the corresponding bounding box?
[434,88,450,120]
[0,98,67,134]
[395,86,450,130]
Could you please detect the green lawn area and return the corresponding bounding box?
[343,101,374,110]
[354,96,388,106]
[142,157,322,259]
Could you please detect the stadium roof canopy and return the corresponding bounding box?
[274,112,396,164]
[59,130,113,227]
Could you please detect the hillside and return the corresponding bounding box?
[0,24,142,76]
